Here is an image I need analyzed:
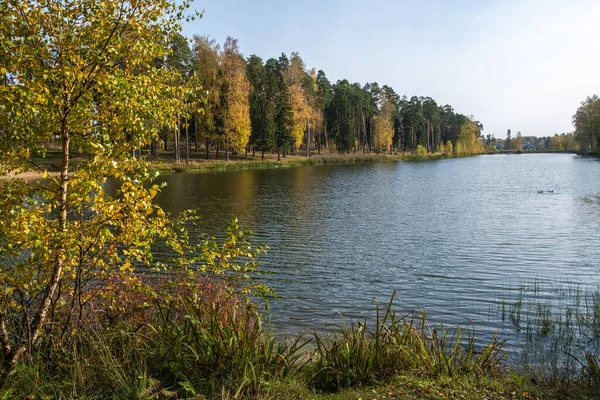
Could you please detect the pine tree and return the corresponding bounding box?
[247,55,276,158]
[327,80,355,153]
[316,70,333,153]
[266,58,293,160]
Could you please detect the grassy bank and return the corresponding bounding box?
[3,283,599,399]
[151,151,453,174]
[1,149,462,179]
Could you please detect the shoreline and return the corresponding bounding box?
[1,151,454,180]
[2,150,584,181]
[151,152,453,174]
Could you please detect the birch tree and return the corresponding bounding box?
[222,37,251,160]
[0,0,196,375]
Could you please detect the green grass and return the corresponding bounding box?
[311,374,539,400]
[257,374,541,400]
[4,148,463,178]
[154,152,455,174]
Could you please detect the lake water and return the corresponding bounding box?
[155,154,600,346]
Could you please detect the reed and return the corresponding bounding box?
[309,292,505,392]
[496,280,600,384]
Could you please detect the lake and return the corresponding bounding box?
[155,154,600,346]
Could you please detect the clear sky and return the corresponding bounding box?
[181,0,600,138]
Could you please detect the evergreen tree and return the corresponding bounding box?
[327,80,355,153]
[403,96,425,153]
[422,97,439,153]
[266,58,293,160]
[247,55,276,158]
[505,129,513,151]
[165,33,193,162]
[316,70,333,153]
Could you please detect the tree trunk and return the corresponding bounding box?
[317,128,321,155]
[163,127,168,151]
[206,139,210,160]
[174,123,180,163]
[369,118,373,154]
[323,119,328,152]
[194,112,199,152]
[361,109,367,154]
[353,116,357,152]
[0,314,10,366]
[185,117,189,166]
[6,119,71,373]
[427,120,430,153]
[226,135,229,161]
[336,112,341,153]
[307,120,311,158]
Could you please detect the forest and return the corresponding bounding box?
[160,33,486,162]
[134,33,597,162]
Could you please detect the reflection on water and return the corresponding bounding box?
[154,154,600,348]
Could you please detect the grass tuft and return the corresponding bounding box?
[308,292,506,392]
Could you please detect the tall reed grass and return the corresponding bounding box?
[308,292,505,392]
[495,280,600,387]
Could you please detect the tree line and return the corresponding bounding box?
[163,34,486,162]
[488,95,600,154]
[479,130,580,153]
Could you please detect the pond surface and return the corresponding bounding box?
[155,154,600,346]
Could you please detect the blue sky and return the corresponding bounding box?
[182,0,600,138]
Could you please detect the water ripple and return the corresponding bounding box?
[155,154,600,344]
